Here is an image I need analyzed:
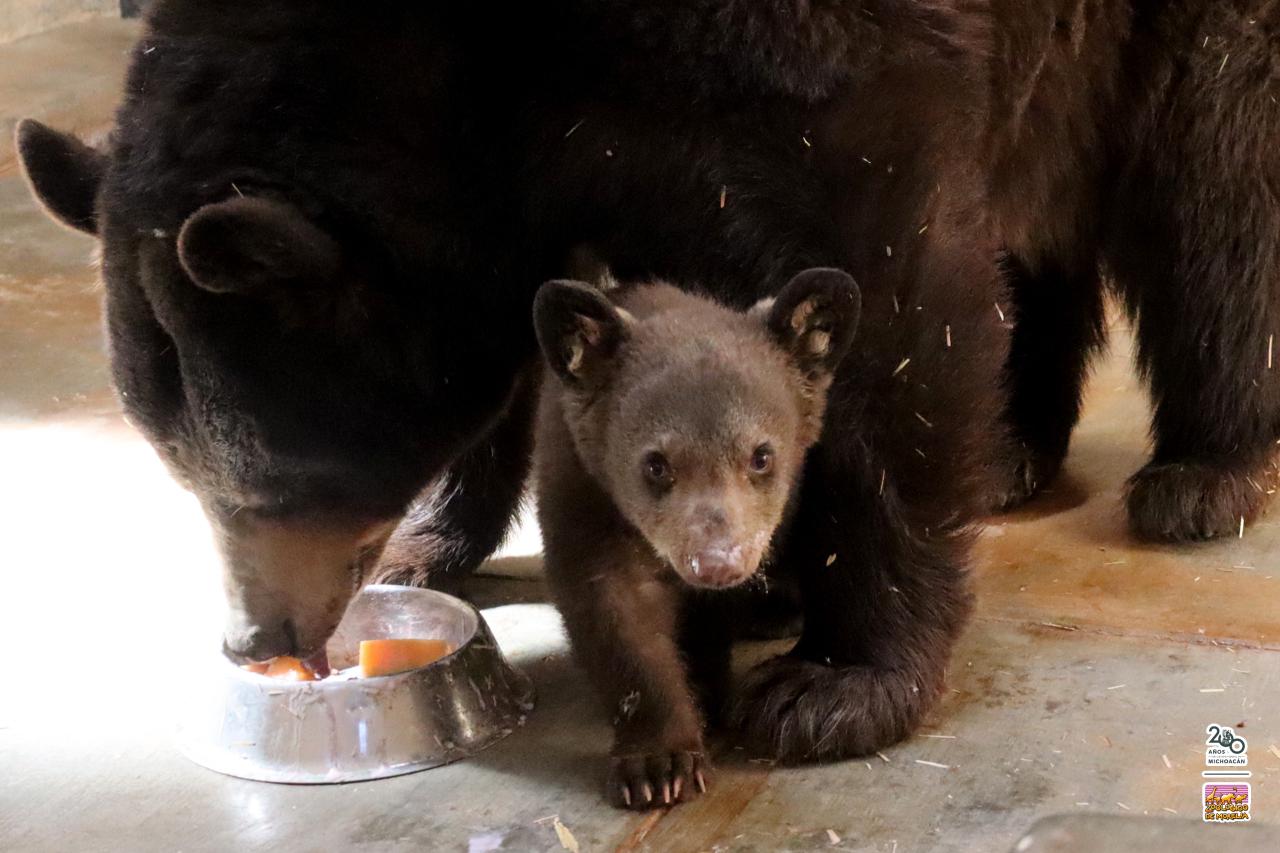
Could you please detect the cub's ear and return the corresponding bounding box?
[533,280,630,386]
[762,267,861,376]
[177,196,342,294]
[16,119,107,235]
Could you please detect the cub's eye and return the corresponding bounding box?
[643,452,673,488]
[749,444,775,475]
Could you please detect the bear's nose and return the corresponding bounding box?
[689,542,749,588]
[221,621,298,664]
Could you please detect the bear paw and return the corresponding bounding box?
[608,750,708,810]
[988,444,1064,513]
[1126,459,1276,542]
[730,655,930,764]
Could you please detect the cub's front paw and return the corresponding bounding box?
[608,750,709,810]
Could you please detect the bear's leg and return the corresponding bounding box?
[374,372,537,593]
[552,566,709,809]
[725,571,804,641]
[678,593,737,728]
[1110,5,1280,541]
[993,255,1106,510]
[731,446,972,762]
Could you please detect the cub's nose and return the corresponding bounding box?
[222,621,297,664]
[689,543,750,588]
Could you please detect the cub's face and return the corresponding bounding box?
[535,269,861,590]
[603,362,806,588]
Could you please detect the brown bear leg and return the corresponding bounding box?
[550,551,709,810]
[993,254,1106,511]
[730,445,973,763]
[1109,2,1280,542]
[374,369,537,592]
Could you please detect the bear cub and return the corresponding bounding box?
[532,268,860,808]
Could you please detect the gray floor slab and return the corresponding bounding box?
[4,600,1278,852]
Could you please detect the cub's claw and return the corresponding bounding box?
[608,750,709,810]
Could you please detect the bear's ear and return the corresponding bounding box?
[533,280,631,386]
[761,267,861,377]
[177,196,342,295]
[15,119,107,235]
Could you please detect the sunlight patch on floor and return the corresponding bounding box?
[0,419,225,733]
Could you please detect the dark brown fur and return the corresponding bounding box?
[984,0,1280,533]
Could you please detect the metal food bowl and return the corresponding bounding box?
[176,585,535,784]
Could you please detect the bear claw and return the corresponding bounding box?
[608,750,708,810]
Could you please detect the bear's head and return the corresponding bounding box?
[14,6,532,663]
[535,269,860,588]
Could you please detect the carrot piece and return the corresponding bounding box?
[358,639,453,677]
[261,656,317,681]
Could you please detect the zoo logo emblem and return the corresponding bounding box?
[1202,724,1252,824]
[1205,724,1248,767]
[1203,784,1250,823]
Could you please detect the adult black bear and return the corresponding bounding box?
[18,0,1280,764]
[16,4,544,664]
[985,0,1280,539]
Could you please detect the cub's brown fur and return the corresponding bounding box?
[533,270,860,808]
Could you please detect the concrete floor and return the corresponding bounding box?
[2,19,1279,853]
[0,0,118,45]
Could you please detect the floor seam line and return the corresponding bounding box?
[974,614,1280,652]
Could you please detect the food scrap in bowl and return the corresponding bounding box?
[241,639,453,681]
[358,638,453,677]
[241,656,320,682]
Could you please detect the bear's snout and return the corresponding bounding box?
[687,541,751,588]
[212,512,399,665]
[222,620,298,664]
[668,499,766,589]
